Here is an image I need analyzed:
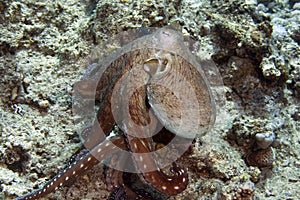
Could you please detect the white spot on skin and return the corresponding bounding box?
[65,176,69,181]
[38,191,41,194]
[55,187,58,191]
[87,157,91,162]
[105,142,110,147]
[133,142,138,149]
[43,188,46,192]
[143,164,147,169]
[162,186,167,190]
[51,182,54,186]
[80,164,84,168]
[151,175,156,182]
[183,177,186,182]
[97,148,102,153]
[139,155,143,162]
[59,183,63,186]
[140,140,147,148]
[53,178,57,182]
[167,178,172,181]
[174,186,180,190]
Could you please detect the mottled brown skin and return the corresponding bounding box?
[15,28,215,200]
[246,147,274,168]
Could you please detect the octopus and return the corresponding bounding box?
[15,27,216,200]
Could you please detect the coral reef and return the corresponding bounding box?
[0,0,299,199]
[220,180,255,200]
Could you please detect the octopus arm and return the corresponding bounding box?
[15,136,126,200]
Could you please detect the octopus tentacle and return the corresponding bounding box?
[75,85,120,151]
[127,136,188,195]
[123,78,188,195]
[15,136,126,200]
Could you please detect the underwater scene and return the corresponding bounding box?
[0,0,299,199]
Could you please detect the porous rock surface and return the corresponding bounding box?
[0,0,299,199]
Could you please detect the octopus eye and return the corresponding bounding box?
[162,59,168,66]
[143,58,170,79]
